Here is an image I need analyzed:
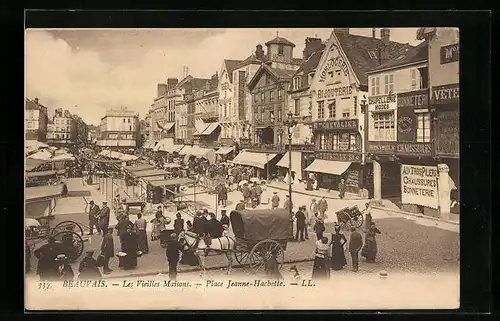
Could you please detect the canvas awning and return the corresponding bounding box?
[132,169,169,178]
[195,122,220,136]
[161,122,175,131]
[173,145,184,153]
[143,140,158,150]
[216,146,234,155]
[51,153,75,161]
[25,140,49,153]
[178,145,193,155]
[304,159,351,176]
[275,151,303,180]
[163,163,182,169]
[123,164,156,172]
[190,146,213,158]
[28,150,53,161]
[148,177,195,187]
[232,151,278,169]
[25,185,63,202]
[26,159,48,172]
[25,169,66,178]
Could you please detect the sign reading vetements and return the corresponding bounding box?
[401,164,439,209]
[431,84,459,105]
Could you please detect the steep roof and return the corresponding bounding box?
[334,30,414,86]
[236,53,270,69]
[224,59,243,82]
[290,49,324,91]
[26,99,39,110]
[369,41,428,73]
[265,36,296,47]
[247,64,295,90]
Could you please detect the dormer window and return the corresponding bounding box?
[278,44,284,55]
[308,72,315,84]
[293,76,302,90]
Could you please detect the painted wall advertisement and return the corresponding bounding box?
[400,164,439,209]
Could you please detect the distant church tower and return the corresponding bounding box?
[265,31,296,64]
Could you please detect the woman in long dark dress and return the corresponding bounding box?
[121,226,138,270]
[361,222,382,263]
[311,237,330,280]
[330,223,348,270]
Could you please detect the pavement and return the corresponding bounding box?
[27,175,459,280]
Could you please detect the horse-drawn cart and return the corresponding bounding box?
[230,209,291,274]
[335,205,364,230]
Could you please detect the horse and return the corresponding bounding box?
[177,230,235,276]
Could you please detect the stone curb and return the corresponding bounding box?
[267,184,368,201]
[103,258,314,280]
[371,205,460,226]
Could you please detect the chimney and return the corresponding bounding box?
[167,78,178,89]
[255,44,264,60]
[182,66,189,78]
[157,83,168,97]
[335,28,350,34]
[381,28,390,45]
[303,37,324,60]
[372,28,376,38]
[34,98,39,104]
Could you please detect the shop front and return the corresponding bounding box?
[308,119,363,193]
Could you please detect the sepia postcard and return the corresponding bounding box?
[24,27,460,310]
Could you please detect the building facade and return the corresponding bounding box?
[193,75,220,148]
[97,107,140,149]
[308,28,412,195]
[72,115,89,146]
[25,98,48,142]
[47,108,77,146]
[217,60,242,146]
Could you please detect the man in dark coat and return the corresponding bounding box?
[217,183,228,207]
[173,212,184,234]
[206,213,223,238]
[78,250,102,279]
[88,200,101,235]
[220,210,230,228]
[294,206,307,242]
[121,226,138,270]
[99,201,110,233]
[100,227,115,274]
[34,237,60,281]
[166,233,182,280]
[192,212,206,237]
[348,227,363,272]
[242,184,251,206]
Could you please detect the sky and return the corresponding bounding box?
[25,28,421,126]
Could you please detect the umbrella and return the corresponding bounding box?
[25,218,40,228]
[250,177,260,183]
[239,180,248,186]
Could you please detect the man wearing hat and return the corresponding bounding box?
[294,206,307,242]
[271,192,280,209]
[100,227,115,274]
[78,250,102,280]
[99,201,110,233]
[348,227,363,272]
[88,200,101,235]
[55,254,74,281]
[192,211,206,237]
[165,233,182,280]
[219,210,230,229]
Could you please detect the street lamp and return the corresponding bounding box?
[265,153,269,181]
[283,111,298,240]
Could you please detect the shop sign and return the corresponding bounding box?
[431,83,459,105]
[367,141,433,156]
[315,151,362,162]
[368,94,397,111]
[397,106,417,142]
[435,109,459,157]
[400,164,439,209]
[317,86,353,99]
[312,119,358,131]
[440,43,459,64]
[291,91,307,99]
[397,90,428,108]
[319,55,349,82]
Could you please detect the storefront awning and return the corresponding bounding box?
[195,123,220,136]
[304,159,351,176]
[26,159,48,172]
[25,185,63,202]
[232,151,278,169]
[26,169,66,178]
[173,145,184,153]
[162,122,175,131]
[143,140,158,150]
[178,145,193,155]
[216,146,234,155]
[275,151,303,180]
[190,146,213,158]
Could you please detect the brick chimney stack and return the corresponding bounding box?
[34,98,39,104]
[157,83,168,97]
[303,37,324,60]
[381,28,390,45]
[255,44,264,60]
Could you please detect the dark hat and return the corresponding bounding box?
[273,191,277,194]
[89,200,94,204]
[102,201,107,204]
[55,254,68,261]
[107,226,114,231]
[221,209,227,214]
[176,212,181,217]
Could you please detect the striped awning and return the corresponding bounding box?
[304,159,351,175]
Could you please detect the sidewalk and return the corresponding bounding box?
[267,180,366,200]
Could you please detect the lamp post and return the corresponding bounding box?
[265,153,269,181]
[283,112,298,241]
[360,96,369,191]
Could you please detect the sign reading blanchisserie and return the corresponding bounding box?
[431,83,459,105]
[368,94,397,111]
[440,43,459,64]
[312,119,358,130]
[367,141,433,155]
[315,151,362,162]
[397,90,428,108]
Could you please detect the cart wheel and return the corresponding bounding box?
[351,214,364,229]
[53,221,84,236]
[249,240,284,275]
[53,231,85,262]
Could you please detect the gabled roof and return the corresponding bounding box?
[334,30,414,86]
[369,41,428,73]
[236,53,270,69]
[247,64,295,90]
[224,59,243,82]
[265,36,296,47]
[290,49,324,91]
[26,99,39,110]
[416,27,437,40]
